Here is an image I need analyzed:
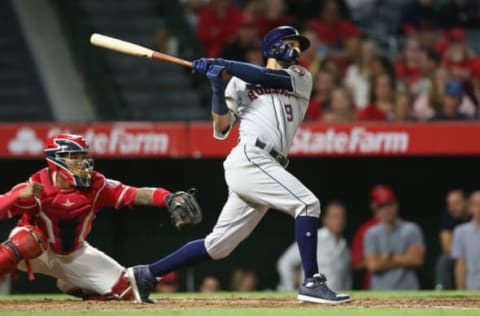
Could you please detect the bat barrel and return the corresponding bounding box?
[90,33,154,58]
[90,33,192,68]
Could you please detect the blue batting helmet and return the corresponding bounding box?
[262,26,310,60]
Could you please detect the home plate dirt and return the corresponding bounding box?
[0,296,479,311]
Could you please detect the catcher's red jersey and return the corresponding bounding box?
[4,168,137,255]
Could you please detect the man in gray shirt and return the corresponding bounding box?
[364,187,425,290]
[452,191,480,290]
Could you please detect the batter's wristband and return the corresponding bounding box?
[152,188,171,207]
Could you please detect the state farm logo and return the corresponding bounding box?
[48,127,170,155]
[8,127,44,155]
[290,127,409,154]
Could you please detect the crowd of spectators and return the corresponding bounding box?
[182,0,480,122]
[276,185,480,291]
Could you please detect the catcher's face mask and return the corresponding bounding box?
[58,152,94,187]
[45,134,94,188]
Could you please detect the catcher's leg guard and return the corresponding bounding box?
[0,226,48,279]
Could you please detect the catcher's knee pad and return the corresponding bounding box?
[0,226,48,278]
[294,197,321,218]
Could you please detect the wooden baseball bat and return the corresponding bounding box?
[89,33,192,68]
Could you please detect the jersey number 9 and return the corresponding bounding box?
[284,104,293,122]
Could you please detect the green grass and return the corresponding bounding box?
[1,309,480,316]
[0,291,479,316]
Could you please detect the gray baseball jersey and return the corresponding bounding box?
[204,65,320,262]
[216,65,312,156]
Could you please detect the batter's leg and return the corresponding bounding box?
[227,146,322,280]
[126,192,267,303]
[148,192,266,276]
[228,146,350,304]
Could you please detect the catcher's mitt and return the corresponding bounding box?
[165,188,202,230]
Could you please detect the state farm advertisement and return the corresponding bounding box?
[289,122,480,156]
[0,122,479,158]
[290,125,409,155]
[1,123,187,158]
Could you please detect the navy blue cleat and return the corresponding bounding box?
[298,274,351,305]
[126,265,157,304]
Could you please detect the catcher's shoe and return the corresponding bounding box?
[298,273,351,305]
[126,265,156,304]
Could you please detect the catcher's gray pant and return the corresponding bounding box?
[10,227,124,295]
[205,143,321,260]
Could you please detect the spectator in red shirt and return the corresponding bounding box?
[323,87,356,123]
[442,28,476,81]
[220,15,259,62]
[395,37,422,94]
[249,0,294,38]
[197,0,244,57]
[352,185,395,289]
[305,0,360,56]
[358,74,395,121]
[305,70,336,121]
[414,22,445,54]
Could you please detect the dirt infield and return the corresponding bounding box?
[0,296,479,311]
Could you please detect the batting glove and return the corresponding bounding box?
[192,58,217,74]
[206,65,225,95]
[268,41,299,63]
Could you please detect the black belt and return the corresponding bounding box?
[255,139,289,167]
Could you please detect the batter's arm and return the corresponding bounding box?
[216,59,293,90]
[212,113,232,135]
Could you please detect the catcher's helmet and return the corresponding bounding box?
[263,26,310,61]
[44,134,93,187]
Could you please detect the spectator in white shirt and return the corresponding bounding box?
[276,201,351,292]
[345,40,377,109]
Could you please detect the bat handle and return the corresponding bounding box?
[152,52,192,68]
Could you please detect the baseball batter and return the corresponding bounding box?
[127,26,350,304]
[0,134,201,300]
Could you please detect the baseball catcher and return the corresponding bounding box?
[0,133,201,300]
